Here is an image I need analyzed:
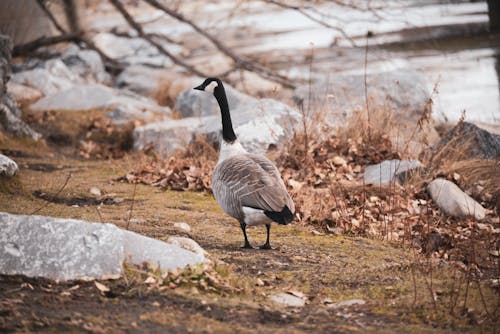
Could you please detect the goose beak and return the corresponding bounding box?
[193,84,206,91]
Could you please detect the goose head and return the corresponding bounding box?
[194,78,237,143]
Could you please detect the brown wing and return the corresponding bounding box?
[213,154,294,214]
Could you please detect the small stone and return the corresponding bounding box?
[332,156,347,166]
[173,222,191,233]
[129,218,145,224]
[0,154,18,177]
[256,278,265,286]
[327,299,366,309]
[363,160,422,186]
[89,187,102,196]
[427,178,486,220]
[269,292,305,307]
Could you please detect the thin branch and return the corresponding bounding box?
[13,34,78,56]
[35,0,66,34]
[142,0,295,88]
[125,182,138,230]
[261,0,356,46]
[35,0,122,72]
[108,0,208,77]
[30,173,72,215]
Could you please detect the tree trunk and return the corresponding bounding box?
[487,0,500,32]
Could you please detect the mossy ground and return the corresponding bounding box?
[0,138,497,333]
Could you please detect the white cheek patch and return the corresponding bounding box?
[205,81,218,94]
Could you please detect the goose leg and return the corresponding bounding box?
[259,224,272,250]
[240,222,252,249]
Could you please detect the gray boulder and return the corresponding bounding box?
[0,212,206,281]
[363,159,423,186]
[115,64,168,97]
[29,84,171,124]
[432,122,500,160]
[0,34,41,140]
[294,69,430,127]
[427,178,486,220]
[175,83,251,118]
[93,32,173,67]
[0,154,18,177]
[11,46,111,97]
[133,116,209,154]
[0,96,42,140]
[11,59,77,96]
[294,69,439,155]
[61,45,111,84]
[134,98,300,155]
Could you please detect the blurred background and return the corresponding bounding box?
[1,0,499,125]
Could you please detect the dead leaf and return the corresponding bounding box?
[94,281,110,293]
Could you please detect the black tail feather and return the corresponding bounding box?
[264,206,294,225]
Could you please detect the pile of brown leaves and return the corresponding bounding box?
[123,262,242,295]
[121,156,214,192]
[120,138,217,192]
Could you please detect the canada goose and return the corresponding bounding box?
[194,78,295,249]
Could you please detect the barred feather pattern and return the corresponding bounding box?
[212,153,295,224]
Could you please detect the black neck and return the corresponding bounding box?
[213,82,237,143]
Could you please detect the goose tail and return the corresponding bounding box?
[264,206,294,225]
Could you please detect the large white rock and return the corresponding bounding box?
[11,59,77,96]
[363,159,423,186]
[174,83,252,118]
[134,98,300,155]
[115,64,169,97]
[61,46,111,84]
[29,84,171,124]
[0,154,18,177]
[294,69,430,128]
[92,32,175,67]
[0,212,205,280]
[427,178,486,220]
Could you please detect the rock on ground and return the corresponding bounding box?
[427,178,486,220]
[11,46,110,97]
[363,159,423,186]
[0,34,40,140]
[116,68,201,106]
[173,222,191,232]
[6,82,42,105]
[61,45,111,85]
[294,69,430,127]
[268,292,305,307]
[0,212,205,281]
[432,122,500,159]
[29,84,171,124]
[93,32,174,68]
[294,69,439,154]
[135,98,300,155]
[0,154,18,177]
[166,236,208,257]
[11,59,78,96]
[326,299,366,309]
[175,83,252,118]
